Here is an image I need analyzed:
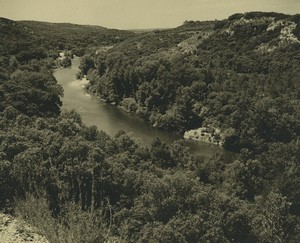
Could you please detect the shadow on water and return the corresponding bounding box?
[54,58,237,161]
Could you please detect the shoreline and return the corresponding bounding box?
[81,77,225,148]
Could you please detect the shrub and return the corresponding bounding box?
[15,195,115,243]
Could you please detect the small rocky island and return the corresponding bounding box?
[184,126,224,146]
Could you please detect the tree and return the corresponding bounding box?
[150,138,175,168]
[79,55,95,75]
[2,70,63,116]
[252,192,291,243]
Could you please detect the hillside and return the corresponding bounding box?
[110,20,214,57]
[81,12,300,152]
[0,17,135,62]
[20,20,135,55]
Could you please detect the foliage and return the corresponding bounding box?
[80,12,300,153]
[0,12,299,242]
[0,106,298,242]
[15,195,112,243]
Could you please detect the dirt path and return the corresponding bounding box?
[0,213,48,243]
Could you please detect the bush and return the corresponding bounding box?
[15,195,115,243]
[120,98,138,112]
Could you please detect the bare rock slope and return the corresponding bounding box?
[0,213,48,243]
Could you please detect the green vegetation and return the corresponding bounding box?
[80,12,300,153]
[20,20,135,56]
[0,17,135,67]
[0,13,299,242]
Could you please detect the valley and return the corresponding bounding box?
[0,11,299,242]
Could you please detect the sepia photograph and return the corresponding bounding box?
[0,0,299,242]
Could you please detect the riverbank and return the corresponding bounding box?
[56,58,233,157]
[82,78,226,147]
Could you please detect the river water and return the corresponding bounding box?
[54,57,232,158]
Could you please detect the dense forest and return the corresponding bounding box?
[0,13,299,242]
[79,12,300,152]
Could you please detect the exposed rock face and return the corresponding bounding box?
[257,19,300,53]
[0,213,48,243]
[184,126,224,146]
[219,14,300,53]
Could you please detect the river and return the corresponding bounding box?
[54,57,233,158]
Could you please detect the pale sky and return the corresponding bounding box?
[0,0,299,29]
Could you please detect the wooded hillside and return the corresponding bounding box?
[81,12,300,153]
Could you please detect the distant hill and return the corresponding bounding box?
[20,20,135,49]
[0,18,39,58]
[111,20,215,57]
[0,17,136,60]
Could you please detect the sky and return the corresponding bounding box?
[0,0,299,29]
